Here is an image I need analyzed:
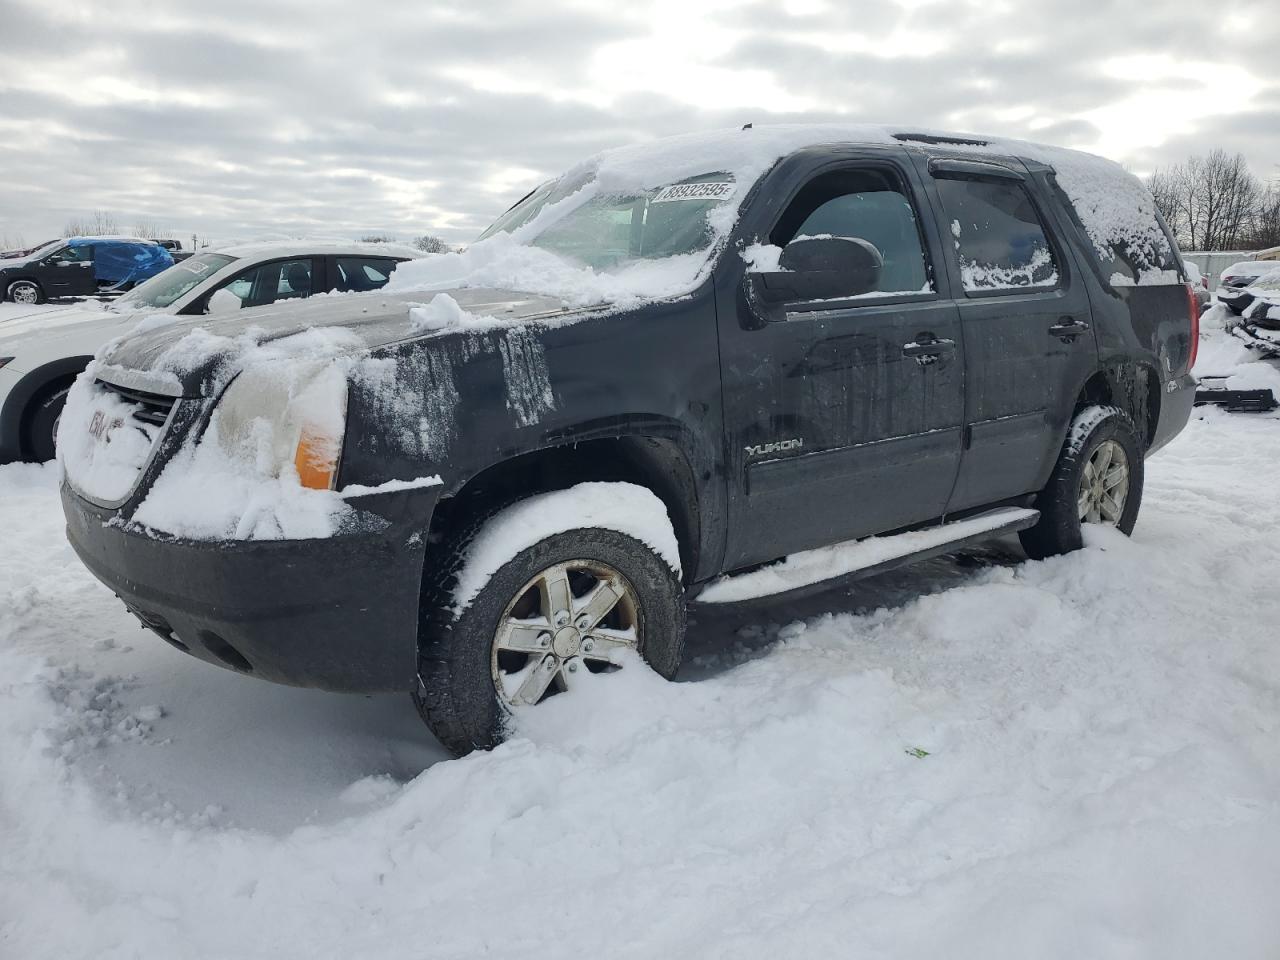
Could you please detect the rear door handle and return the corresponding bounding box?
[902,336,956,366]
[1048,318,1090,341]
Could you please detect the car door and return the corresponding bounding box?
[39,245,97,297]
[915,156,1098,511]
[716,153,965,570]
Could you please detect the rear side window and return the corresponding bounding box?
[1041,167,1178,287]
[334,257,399,293]
[935,176,1059,293]
[770,167,933,295]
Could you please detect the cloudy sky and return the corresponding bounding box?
[0,0,1276,248]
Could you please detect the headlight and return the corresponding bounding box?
[213,360,348,490]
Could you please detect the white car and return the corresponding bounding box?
[1219,260,1280,291]
[0,241,419,462]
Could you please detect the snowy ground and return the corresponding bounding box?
[3,322,1280,959]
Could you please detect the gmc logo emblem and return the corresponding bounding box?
[88,410,124,442]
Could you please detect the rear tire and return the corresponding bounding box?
[413,512,685,757]
[25,384,71,463]
[7,280,43,305]
[1019,405,1143,560]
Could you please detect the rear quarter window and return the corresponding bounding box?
[1043,168,1178,288]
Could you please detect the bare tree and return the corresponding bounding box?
[1148,152,1264,251]
[63,210,120,237]
[358,233,395,244]
[1242,183,1280,251]
[412,234,451,254]
[132,220,168,240]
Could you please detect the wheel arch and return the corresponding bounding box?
[0,356,94,461]
[1073,362,1161,450]
[4,276,45,299]
[429,432,704,585]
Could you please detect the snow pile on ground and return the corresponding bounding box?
[4,331,1280,957]
[1195,304,1280,394]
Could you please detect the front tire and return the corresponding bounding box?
[1019,405,1144,560]
[7,280,44,305]
[414,519,685,757]
[25,384,71,463]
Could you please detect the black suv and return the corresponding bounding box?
[58,127,1197,755]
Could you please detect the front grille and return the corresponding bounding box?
[97,381,177,428]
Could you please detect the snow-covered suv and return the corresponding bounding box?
[0,241,417,463]
[57,126,1198,756]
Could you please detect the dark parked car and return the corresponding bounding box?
[154,239,193,262]
[58,126,1197,756]
[0,237,172,303]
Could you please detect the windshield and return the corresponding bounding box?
[112,253,235,310]
[477,171,736,273]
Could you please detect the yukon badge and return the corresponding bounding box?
[744,438,804,458]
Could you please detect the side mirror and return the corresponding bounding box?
[753,236,884,305]
[206,288,243,315]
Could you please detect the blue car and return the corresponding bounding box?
[0,237,174,304]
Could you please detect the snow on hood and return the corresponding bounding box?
[97,288,571,395]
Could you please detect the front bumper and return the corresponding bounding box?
[62,481,439,693]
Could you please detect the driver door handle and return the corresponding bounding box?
[1048,317,1090,341]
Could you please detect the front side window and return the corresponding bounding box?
[334,257,398,292]
[935,176,1059,292]
[769,167,933,296]
[215,258,315,310]
[47,245,93,264]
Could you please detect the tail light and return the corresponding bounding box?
[1185,282,1199,371]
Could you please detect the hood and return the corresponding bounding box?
[98,287,579,395]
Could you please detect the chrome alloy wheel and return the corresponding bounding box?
[491,560,641,707]
[8,281,38,305]
[1078,438,1129,525]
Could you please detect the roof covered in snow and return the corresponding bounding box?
[210,239,423,261]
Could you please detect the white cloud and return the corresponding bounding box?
[0,0,1275,248]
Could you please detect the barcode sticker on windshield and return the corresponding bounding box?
[651,182,735,204]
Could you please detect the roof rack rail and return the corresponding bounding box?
[893,132,990,147]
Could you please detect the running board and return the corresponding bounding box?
[690,507,1039,607]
